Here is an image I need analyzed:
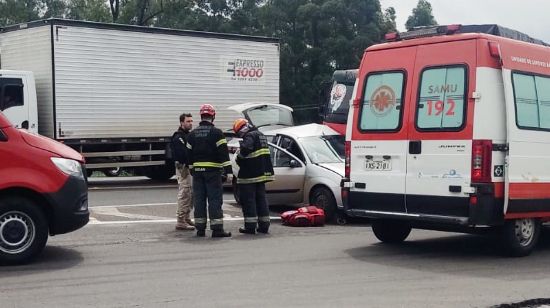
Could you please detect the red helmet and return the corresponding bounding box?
[233,118,248,133]
[200,104,216,116]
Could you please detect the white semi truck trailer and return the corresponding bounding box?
[0,19,280,179]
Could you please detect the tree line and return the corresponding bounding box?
[0,0,437,123]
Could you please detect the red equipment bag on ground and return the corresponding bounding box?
[281,206,325,227]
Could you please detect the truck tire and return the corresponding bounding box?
[501,218,540,257]
[103,167,122,177]
[310,186,337,223]
[144,164,174,181]
[0,196,49,265]
[371,219,411,243]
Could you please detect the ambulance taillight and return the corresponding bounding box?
[471,140,492,183]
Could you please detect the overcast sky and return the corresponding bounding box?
[379,0,550,43]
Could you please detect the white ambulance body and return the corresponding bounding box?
[343,25,550,256]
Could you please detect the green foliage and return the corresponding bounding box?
[0,0,425,124]
[405,0,437,31]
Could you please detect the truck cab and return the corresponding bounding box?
[0,112,88,264]
[0,70,38,133]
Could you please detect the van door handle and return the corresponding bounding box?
[409,140,421,154]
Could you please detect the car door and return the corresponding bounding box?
[266,143,306,205]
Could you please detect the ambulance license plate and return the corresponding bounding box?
[365,159,391,171]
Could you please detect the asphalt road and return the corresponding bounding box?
[2,177,550,308]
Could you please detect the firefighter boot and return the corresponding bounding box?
[211,230,232,238]
[196,229,206,237]
[239,227,256,234]
[257,227,269,234]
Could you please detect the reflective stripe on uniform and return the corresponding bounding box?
[216,139,227,147]
[186,143,192,149]
[221,161,231,167]
[240,148,270,159]
[237,174,275,184]
[258,216,270,222]
[210,218,223,225]
[244,217,258,223]
[195,218,207,223]
[193,162,222,168]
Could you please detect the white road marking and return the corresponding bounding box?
[89,185,177,191]
[89,200,237,208]
[92,207,170,220]
[88,216,281,225]
[90,202,176,209]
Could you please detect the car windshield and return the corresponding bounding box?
[245,105,294,128]
[299,134,345,164]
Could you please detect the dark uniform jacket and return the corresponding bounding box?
[186,121,232,174]
[171,127,190,165]
[236,127,275,184]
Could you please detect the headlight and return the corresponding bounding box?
[51,157,84,178]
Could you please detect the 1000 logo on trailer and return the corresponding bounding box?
[226,58,265,81]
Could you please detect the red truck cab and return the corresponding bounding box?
[0,112,88,264]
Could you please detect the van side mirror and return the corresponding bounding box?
[289,159,300,168]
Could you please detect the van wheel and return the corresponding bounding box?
[310,187,337,223]
[371,220,411,243]
[0,197,48,265]
[232,177,241,205]
[501,218,540,257]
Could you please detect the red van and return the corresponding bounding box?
[0,112,88,264]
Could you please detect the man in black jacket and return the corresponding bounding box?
[233,118,274,234]
[172,113,194,231]
[186,104,232,238]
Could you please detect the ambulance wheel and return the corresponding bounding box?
[310,186,336,223]
[371,220,411,243]
[232,177,241,205]
[0,197,49,265]
[501,218,540,257]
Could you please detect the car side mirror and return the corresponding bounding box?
[289,159,300,168]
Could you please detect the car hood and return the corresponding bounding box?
[316,162,344,177]
[20,130,84,162]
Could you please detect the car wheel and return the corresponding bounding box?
[232,176,241,205]
[501,218,540,257]
[310,186,337,223]
[371,219,411,243]
[0,197,49,265]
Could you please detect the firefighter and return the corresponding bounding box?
[186,104,232,238]
[233,118,274,234]
[172,113,194,231]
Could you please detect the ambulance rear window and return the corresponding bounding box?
[416,66,467,131]
[359,71,404,131]
[512,73,550,130]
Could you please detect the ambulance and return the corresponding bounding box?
[342,24,550,256]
